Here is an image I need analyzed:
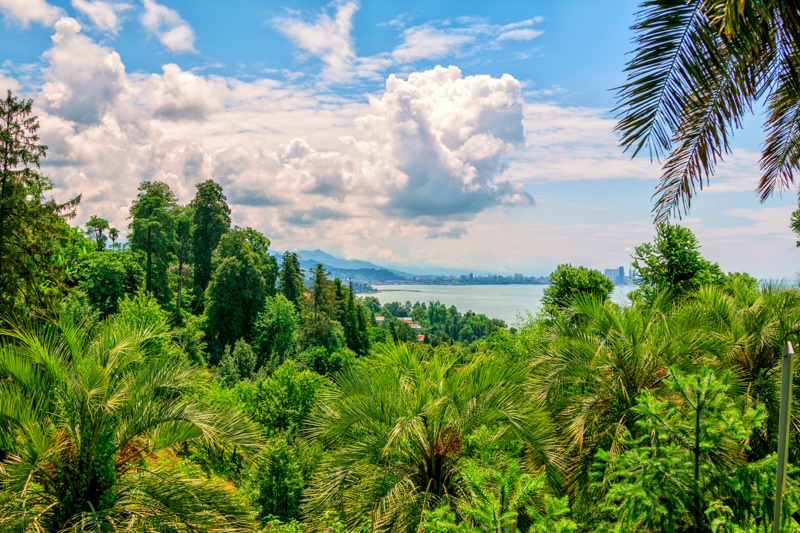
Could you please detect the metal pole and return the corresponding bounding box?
[774,341,794,533]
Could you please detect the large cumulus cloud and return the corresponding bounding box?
[32,19,531,248]
[358,66,531,218]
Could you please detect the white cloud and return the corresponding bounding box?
[274,5,544,81]
[497,28,543,41]
[275,1,358,82]
[32,21,532,249]
[0,0,62,26]
[140,0,195,53]
[0,71,20,94]
[391,26,475,63]
[72,0,131,33]
[357,65,529,217]
[40,17,129,123]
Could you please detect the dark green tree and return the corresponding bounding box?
[631,224,722,302]
[205,226,277,347]
[190,180,230,309]
[174,205,192,315]
[541,264,614,319]
[108,226,119,246]
[74,250,144,317]
[356,302,370,354]
[85,215,109,251]
[299,264,344,350]
[128,181,177,304]
[279,251,305,310]
[343,280,359,351]
[0,91,80,318]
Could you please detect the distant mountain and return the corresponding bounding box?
[271,249,508,279]
[267,249,409,284]
[296,249,410,277]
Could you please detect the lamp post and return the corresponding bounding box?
[774,341,794,533]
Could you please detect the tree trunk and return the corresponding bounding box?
[145,228,152,294]
[176,250,183,315]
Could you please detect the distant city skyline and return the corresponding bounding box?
[0,0,796,278]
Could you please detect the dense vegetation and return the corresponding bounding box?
[4,5,800,525]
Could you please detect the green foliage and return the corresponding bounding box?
[541,264,614,319]
[0,313,262,531]
[304,343,555,532]
[459,461,546,533]
[85,214,109,251]
[58,290,100,328]
[128,180,178,304]
[173,313,207,365]
[246,360,323,436]
[219,339,258,386]
[631,224,723,302]
[369,325,391,345]
[205,226,277,347]
[300,264,345,350]
[0,91,81,319]
[279,251,305,311]
[74,250,144,316]
[191,179,231,308]
[249,435,321,525]
[361,295,381,314]
[528,495,577,533]
[593,367,779,532]
[255,295,299,369]
[174,205,192,314]
[421,506,475,533]
[296,346,355,375]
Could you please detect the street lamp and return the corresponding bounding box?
[774,342,794,533]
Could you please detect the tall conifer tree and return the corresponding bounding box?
[0,91,80,317]
[190,180,230,309]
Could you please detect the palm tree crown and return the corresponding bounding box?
[616,0,800,222]
[0,314,263,532]
[304,343,556,533]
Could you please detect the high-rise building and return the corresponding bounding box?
[604,267,626,285]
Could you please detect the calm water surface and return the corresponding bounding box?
[366,284,636,326]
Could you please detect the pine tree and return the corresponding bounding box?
[0,91,80,318]
[279,251,304,310]
[312,264,329,325]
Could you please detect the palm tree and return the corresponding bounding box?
[304,343,557,533]
[681,283,800,459]
[0,314,263,532]
[532,293,717,499]
[616,1,800,222]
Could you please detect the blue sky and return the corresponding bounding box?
[0,0,796,277]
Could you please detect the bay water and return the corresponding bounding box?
[366,284,636,326]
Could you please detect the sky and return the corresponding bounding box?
[0,0,797,278]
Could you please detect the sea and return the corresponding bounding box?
[365,284,637,326]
